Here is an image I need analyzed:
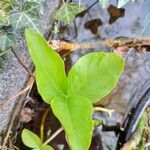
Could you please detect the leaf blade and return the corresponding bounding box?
[0,32,15,51]
[67,52,124,103]
[52,3,85,24]
[51,96,93,150]
[22,129,42,148]
[9,2,42,32]
[25,29,68,103]
[40,144,54,150]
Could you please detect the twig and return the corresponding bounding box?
[0,79,34,112]
[11,48,34,78]
[49,37,150,54]
[40,108,50,142]
[44,127,63,145]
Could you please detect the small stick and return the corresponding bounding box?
[44,127,63,145]
[49,37,150,53]
[11,48,34,78]
[1,75,35,149]
[0,71,35,111]
[40,108,50,142]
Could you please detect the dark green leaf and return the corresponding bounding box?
[0,32,15,50]
[52,3,85,24]
[0,10,10,27]
[9,2,41,32]
[25,29,68,104]
[51,95,93,150]
[22,129,42,148]
[67,52,124,103]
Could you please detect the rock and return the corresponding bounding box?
[0,0,59,136]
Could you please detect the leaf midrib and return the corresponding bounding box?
[35,52,66,99]
[22,12,39,32]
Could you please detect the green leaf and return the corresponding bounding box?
[0,32,15,50]
[25,29,68,103]
[0,10,10,27]
[52,3,85,24]
[40,144,54,150]
[117,0,130,8]
[9,2,41,32]
[99,0,110,8]
[51,95,93,150]
[0,0,18,5]
[22,129,42,148]
[67,52,124,103]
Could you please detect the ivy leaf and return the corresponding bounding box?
[26,0,45,4]
[22,129,42,148]
[51,95,93,150]
[0,10,10,27]
[25,29,68,103]
[0,32,15,50]
[52,3,85,24]
[117,0,130,8]
[0,0,18,5]
[99,0,110,8]
[25,0,45,12]
[9,2,41,32]
[67,52,124,103]
[0,31,14,71]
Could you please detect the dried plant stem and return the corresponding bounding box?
[49,37,150,53]
[1,75,35,149]
[40,108,50,142]
[44,127,63,145]
[0,79,34,112]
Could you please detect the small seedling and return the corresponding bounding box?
[22,28,124,150]
[22,129,53,150]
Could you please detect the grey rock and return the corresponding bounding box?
[0,0,59,135]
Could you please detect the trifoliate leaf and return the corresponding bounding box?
[9,2,42,32]
[52,3,85,24]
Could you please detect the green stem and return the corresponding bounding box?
[94,107,114,116]
[40,108,49,143]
